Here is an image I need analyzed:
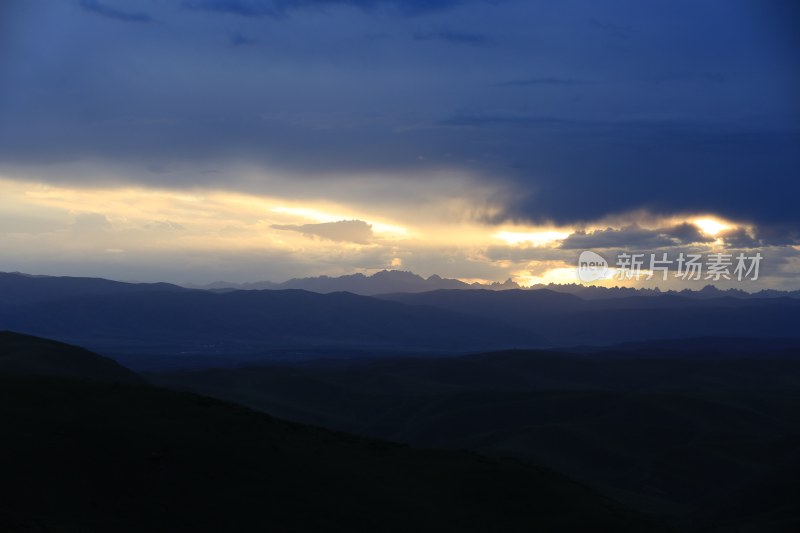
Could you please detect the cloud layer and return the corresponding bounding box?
[0,0,797,286]
[272,220,374,243]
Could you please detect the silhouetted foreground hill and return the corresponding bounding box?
[155,345,800,532]
[0,333,659,532]
[0,330,142,383]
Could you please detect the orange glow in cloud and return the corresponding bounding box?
[693,217,733,236]
[494,230,570,247]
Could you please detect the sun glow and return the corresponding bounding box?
[692,217,733,236]
[495,230,570,247]
[512,267,582,286]
[270,206,342,223]
[0,175,778,287]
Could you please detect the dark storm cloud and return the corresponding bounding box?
[79,0,153,22]
[668,223,714,245]
[182,0,279,17]
[272,220,374,243]
[228,32,258,46]
[560,223,714,250]
[646,72,727,84]
[721,224,800,248]
[719,228,760,249]
[493,77,588,87]
[182,0,478,17]
[435,110,800,227]
[0,0,798,230]
[589,18,632,40]
[413,29,491,46]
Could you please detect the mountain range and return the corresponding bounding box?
[2,271,800,368]
[2,270,799,531]
[186,269,521,294]
[183,269,800,299]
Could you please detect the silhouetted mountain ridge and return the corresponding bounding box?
[0,333,662,532]
[0,271,187,307]
[0,287,539,355]
[378,289,800,345]
[0,330,143,383]
[181,269,800,298]
[188,269,521,295]
[2,272,800,357]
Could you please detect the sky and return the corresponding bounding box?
[1,0,798,288]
